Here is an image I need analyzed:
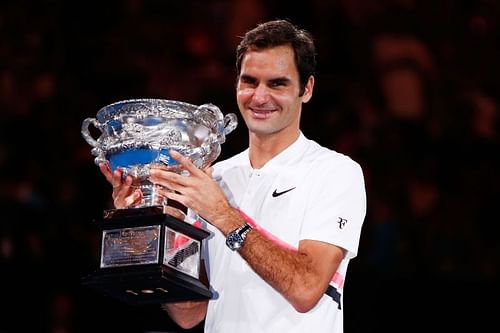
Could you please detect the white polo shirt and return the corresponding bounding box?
[199,132,366,333]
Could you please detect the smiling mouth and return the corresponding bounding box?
[249,108,276,119]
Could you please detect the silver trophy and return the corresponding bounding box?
[80,99,237,304]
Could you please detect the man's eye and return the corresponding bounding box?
[240,76,257,85]
[269,80,288,88]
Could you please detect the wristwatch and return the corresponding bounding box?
[226,223,253,251]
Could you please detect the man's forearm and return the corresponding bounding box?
[216,208,343,313]
[240,230,339,312]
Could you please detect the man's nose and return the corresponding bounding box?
[252,84,270,103]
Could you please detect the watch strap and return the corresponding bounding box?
[236,223,252,237]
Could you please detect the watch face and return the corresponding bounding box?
[226,232,243,251]
[226,223,252,251]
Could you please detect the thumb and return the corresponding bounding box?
[204,166,214,178]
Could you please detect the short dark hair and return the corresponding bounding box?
[236,19,317,96]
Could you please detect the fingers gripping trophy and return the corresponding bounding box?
[81,99,237,305]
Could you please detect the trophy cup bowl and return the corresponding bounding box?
[82,98,238,208]
[80,99,237,305]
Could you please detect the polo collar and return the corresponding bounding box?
[249,132,309,173]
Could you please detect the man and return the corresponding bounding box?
[102,19,366,333]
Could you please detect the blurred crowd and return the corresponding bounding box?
[1,1,499,332]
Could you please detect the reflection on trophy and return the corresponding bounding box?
[80,99,237,305]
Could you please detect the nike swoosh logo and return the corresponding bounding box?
[272,187,296,197]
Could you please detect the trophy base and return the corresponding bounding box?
[82,264,212,305]
[82,206,212,305]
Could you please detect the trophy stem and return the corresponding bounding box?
[133,180,167,208]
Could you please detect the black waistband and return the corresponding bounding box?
[325,285,341,309]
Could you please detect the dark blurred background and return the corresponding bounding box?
[1,0,499,332]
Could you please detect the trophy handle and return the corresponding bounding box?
[223,113,238,135]
[81,117,102,148]
[195,103,238,142]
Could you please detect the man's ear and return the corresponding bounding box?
[302,75,314,103]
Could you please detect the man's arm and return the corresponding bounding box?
[215,208,344,313]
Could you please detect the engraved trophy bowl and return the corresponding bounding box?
[80,99,237,305]
[81,98,238,208]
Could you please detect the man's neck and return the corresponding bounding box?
[248,130,300,169]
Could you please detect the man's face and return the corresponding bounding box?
[236,45,313,138]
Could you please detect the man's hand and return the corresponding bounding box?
[98,163,143,209]
[149,150,232,229]
[99,162,188,220]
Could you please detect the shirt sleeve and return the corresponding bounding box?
[300,157,367,259]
